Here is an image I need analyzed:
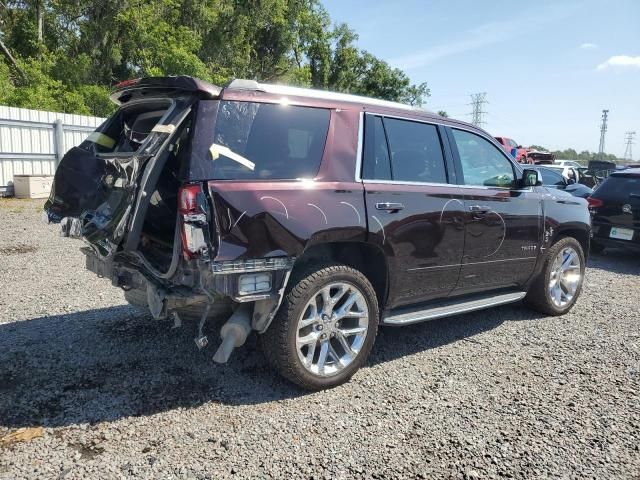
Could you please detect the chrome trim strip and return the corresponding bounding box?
[407,256,537,272]
[354,111,364,182]
[382,291,527,326]
[362,179,455,187]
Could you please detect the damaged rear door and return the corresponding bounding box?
[44,94,192,257]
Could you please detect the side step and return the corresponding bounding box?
[382,291,527,326]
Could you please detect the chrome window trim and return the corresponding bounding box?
[354,111,364,182]
[357,111,456,187]
[362,179,455,188]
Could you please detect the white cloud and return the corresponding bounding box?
[579,43,598,49]
[596,55,640,70]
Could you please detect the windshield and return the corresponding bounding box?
[211,101,330,180]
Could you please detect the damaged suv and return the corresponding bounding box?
[45,76,591,389]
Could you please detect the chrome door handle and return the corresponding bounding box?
[375,202,405,212]
[468,205,490,214]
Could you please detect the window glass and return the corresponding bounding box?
[212,101,330,180]
[363,115,391,180]
[452,129,515,187]
[384,118,447,183]
[508,139,518,148]
[538,168,565,186]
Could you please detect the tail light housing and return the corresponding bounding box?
[178,183,209,259]
[587,197,603,209]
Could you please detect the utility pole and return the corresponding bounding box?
[469,92,488,127]
[597,109,609,160]
[623,131,636,161]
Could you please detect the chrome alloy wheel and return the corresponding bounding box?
[296,282,369,377]
[548,246,582,308]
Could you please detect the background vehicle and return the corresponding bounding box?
[526,149,555,164]
[532,166,593,198]
[45,77,591,389]
[588,168,640,253]
[555,160,584,168]
[494,136,528,163]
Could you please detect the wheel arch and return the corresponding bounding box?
[292,241,389,310]
[554,225,590,260]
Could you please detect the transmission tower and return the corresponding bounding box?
[597,109,609,159]
[469,92,488,126]
[623,131,636,161]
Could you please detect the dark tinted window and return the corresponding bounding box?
[212,101,330,180]
[384,118,447,183]
[452,129,515,187]
[594,174,640,200]
[363,115,391,180]
[537,168,565,186]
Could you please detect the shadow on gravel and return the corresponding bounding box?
[0,299,545,429]
[587,248,640,275]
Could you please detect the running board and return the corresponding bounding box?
[382,291,527,326]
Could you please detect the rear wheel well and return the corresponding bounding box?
[555,228,590,258]
[292,242,388,310]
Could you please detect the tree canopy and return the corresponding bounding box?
[0,0,429,117]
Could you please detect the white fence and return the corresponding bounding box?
[0,106,105,195]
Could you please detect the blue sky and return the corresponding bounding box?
[322,0,640,158]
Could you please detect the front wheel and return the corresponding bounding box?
[261,263,379,390]
[525,237,586,316]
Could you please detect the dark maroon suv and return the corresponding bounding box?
[45,76,591,389]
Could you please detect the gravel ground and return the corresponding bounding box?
[0,198,638,479]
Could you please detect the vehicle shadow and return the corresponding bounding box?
[0,300,536,429]
[587,248,640,275]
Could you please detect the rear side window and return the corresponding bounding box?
[212,101,330,180]
[362,115,447,183]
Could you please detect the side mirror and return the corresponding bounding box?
[517,145,523,149]
[521,169,541,187]
[567,178,576,185]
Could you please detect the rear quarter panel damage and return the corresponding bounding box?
[207,181,367,261]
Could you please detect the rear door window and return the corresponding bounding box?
[452,129,515,188]
[384,118,447,183]
[362,115,392,180]
[212,101,330,180]
[595,175,640,200]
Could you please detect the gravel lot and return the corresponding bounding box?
[0,198,638,479]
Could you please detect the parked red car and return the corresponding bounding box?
[494,137,528,163]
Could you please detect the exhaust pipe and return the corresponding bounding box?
[213,303,252,364]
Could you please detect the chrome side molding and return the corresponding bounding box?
[382,291,527,326]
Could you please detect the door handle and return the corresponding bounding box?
[468,205,490,214]
[375,202,405,212]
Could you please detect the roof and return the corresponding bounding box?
[611,168,640,176]
[225,79,431,113]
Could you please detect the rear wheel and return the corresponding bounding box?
[261,263,379,390]
[525,237,585,316]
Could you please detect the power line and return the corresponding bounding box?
[469,92,488,127]
[623,131,636,161]
[597,109,609,159]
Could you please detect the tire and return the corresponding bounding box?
[525,236,586,316]
[260,263,379,390]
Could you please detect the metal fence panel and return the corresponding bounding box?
[0,106,104,195]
